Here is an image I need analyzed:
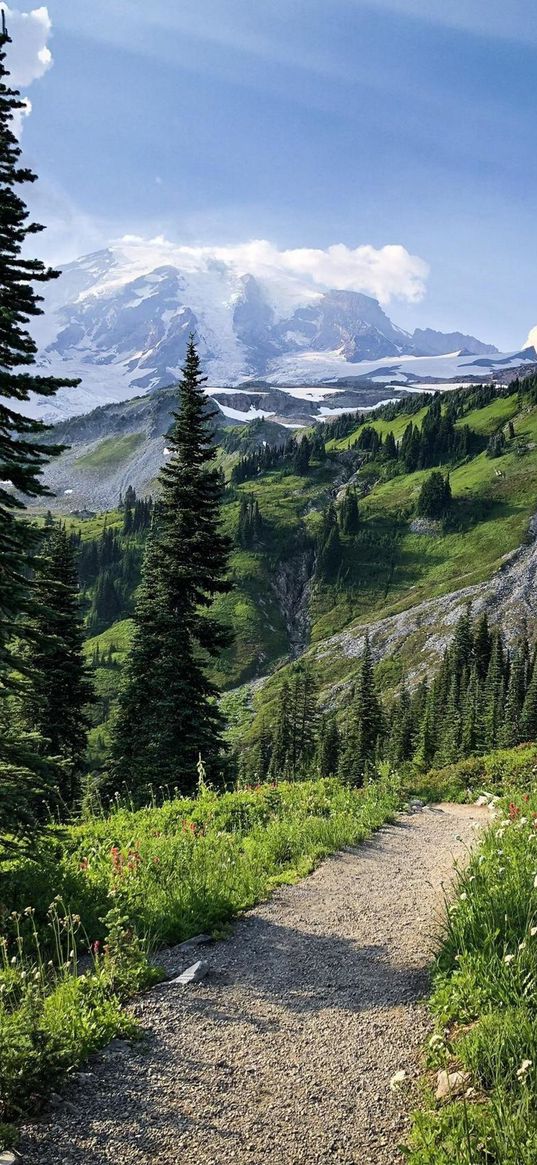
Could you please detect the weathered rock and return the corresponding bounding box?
[179,933,213,950]
[168,959,209,986]
[435,1069,470,1101]
[0,1152,17,1164]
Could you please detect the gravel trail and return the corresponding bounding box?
[19,803,487,1165]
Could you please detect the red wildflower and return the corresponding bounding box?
[509,802,521,821]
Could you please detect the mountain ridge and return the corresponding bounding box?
[27,239,532,424]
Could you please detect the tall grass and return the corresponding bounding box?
[406,789,537,1164]
[0,776,399,1134]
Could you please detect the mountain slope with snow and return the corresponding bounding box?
[27,238,536,422]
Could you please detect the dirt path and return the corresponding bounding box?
[19,803,488,1165]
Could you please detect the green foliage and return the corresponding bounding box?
[406,785,537,1163]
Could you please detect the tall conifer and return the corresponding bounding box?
[0,19,79,844]
[21,527,93,806]
[109,339,232,797]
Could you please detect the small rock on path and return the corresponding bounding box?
[19,803,487,1165]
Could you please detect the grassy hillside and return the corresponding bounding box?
[54,378,537,768]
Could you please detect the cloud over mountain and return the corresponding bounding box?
[115,237,429,306]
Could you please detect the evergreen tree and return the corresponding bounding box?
[109,339,232,797]
[339,634,383,784]
[521,659,537,741]
[473,612,492,682]
[500,646,527,747]
[483,631,505,749]
[316,504,342,582]
[0,19,79,844]
[316,715,340,777]
[339,489,360,535]
[384,431,397,460]
[293,435,311,475]
[269,679,292,781]
[21,527,93,806]
[416,472,452,521]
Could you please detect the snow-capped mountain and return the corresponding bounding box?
[28,238,536,422]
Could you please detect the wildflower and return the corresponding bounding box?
[533,874,537,889]
[80,857,89,871]
[504,953,515,964]
[389,1070,407,1090]
[517,1059,532,1080]
[531,927,537,937]
[519,941,527,952]
[509,802,521,821]
[460,892,467,901]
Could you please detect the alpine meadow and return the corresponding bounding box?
[2,4,537,1164]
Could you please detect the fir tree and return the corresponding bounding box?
[21,527,93,806]
[339,489,360,535]
[0,18,79,843]
[416,472,452,521]
[500,646,527,747]
[316,504,342,581]
[339,634,383,784]
[521,658,537,741]
[269,679,292,781]
[316,715,340,777]
[109,339,232,797]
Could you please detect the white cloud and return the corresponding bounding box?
[0,5,51,133]
[1,4,52,84]
[114,236,429,305]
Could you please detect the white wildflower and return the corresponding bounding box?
[517,1059,532,1080]
[389,1070,407,1090]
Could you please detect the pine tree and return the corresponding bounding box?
[339,634,383,784]
[483,631,505,749]
[384,431,397,460]
[0,18,79,844]
[317,715,340,777]
[340,489,360,535]
[21,527,93,806]
[269,679,292,781]
[521,658,537,741]
[473,612,492,682]
[500,646,527,747]
[109,339,232,797]
[287,663,318,779]
[316,505,342,582]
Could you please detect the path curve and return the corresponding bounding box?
[20,803,488,1165]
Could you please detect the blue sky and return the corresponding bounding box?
[4,0,537,348]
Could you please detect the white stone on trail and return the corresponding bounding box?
[168,960,209,986]
[435,1069,471,1100]
[0,1153,17,1164]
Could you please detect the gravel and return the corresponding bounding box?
[19,803,488,1165]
